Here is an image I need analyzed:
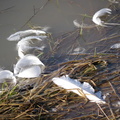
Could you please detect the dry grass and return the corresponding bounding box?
[0,53,120,120]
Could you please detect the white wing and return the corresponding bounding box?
[17,45,45,58]
[93,8,111,18]
[18,36,43,42]
[14,54,45,75]
[110,43,120,49]
[0,70,14,80]
[73,19,81,28]
[17,39,32,58]
[17,39,31,49]
[92,8,120,26]
[52,75,106,104]
[7,29,47,41]
[92,8,112,26]
[16,65,42,78]
[16,36,45,58]
[0,70,16,84]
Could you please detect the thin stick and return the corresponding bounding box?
[14,108,34,119]
[0,103,21,106]
[87,34,120,45]
[109,81,120,101]
[97,103,110,120]
[0,6,14,14]
[107,99,116,120]
[20,0,50,29]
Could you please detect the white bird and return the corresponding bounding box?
[16,36,45,58]
[7,29,48,41]
[92,8,112,26]
[14,54,45,78]
[0,69,16,92]
[92,8,120,26]
[110,43,120,49]
[52,75,106,104]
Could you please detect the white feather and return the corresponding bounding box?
[92,8,120,26]
[14,54,45,78]
[92,8,112,26]
[15,66,42,78]
[73,19,81,28]
[7,29,47,41]
[17,45,45,58]
[72,47,86,54]
[17,38,31,52]
[0,70,16,91]
[110,43,120,49]
[18,36,43,42]
[52,75,106,104]
[17,36,45,58]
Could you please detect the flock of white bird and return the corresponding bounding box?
[0,29,47,92]
[0,8,119,103]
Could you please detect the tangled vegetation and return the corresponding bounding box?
[0,1,120,120]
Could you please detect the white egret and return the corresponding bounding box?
[92,8,120,26]
[52,75,106,104]
[0,69,16,92]
[7,29,48,41]
[16,36,45,58]
[14,54,45,78]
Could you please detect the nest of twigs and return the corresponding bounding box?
[0,53,120,120]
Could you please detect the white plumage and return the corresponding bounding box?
[73,19,82,28]
[0,70,16,84]
[7,29,48,41]
[17,36,43,42]
[15,66,42,78]
[0,70,16,92]
[52,75,106,104]
[92,8,120,26]
[17,36,45,58]
[110,43,120,49]
[14,54,45,78]
[92,8,112,26]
